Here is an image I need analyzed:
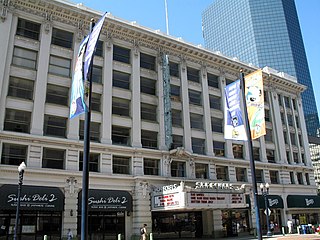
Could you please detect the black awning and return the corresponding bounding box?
[287,195,320,208]
[0,184,64,211]
[258,194,284,209]
[78,189,132,212]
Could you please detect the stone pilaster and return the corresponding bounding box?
[63,177,78,238]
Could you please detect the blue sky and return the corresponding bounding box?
[76,0,320,116]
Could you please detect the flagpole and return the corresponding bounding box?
[164,0,169,35]
[240,70,262,240]
[81,18,95,240]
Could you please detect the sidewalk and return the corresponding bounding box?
[213,233,320,240]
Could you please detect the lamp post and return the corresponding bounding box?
[260,183,272,237]
[14,162,26,240]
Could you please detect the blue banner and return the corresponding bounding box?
[69,35,89,119]
[83,12,107,109]
[224,80,247,141]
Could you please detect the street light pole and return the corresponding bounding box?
[260,183,272,237]
[14,162,26,240]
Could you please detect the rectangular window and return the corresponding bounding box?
[209,95,221,110]
[48,55,71,77]
[207,73,219,88]
[226,79,233,85]
[270,170,279,184]
[266,149,275,163]
[253,147,260,161]
[290,172,295,184]
[293,152,299,163]
[8,76,34,100]
[113,70,130,89]
[51,28,73,49]
[287,114,293,126]
[16,18,41,40]
[265,129,273,142]
[216,165,228,181]
[264,91,268,103]
[4,109,31,133]
[172,135,183,149]
[95,40,103,57]
[290,133,296,145]
[12,47,37,69]
[284,96,290,108]
[91,93,101,112]
[42,148,65,169]
[265,109,270,122]
[92,66,102,84]
[112,126,131,146]
[236,167,247,182]
[189,90,202,106]
[213,141,224,157]
[140,53,156,71]
[211,117,223,133]
[141,103,157,122]
[113,155,130,174]
[255,169,264,183]
[79,121,100,142]
[46,84,69,106]
[44,115,67,138]
[305,173,310,185]
[113,45,130,64]
[170,85,180,101]
[187,67,199,83]
[172,109,182,127]
[169,62,179,77]
[141,130,158,149]
[192,138,205,155]
[171,161,185,177]
[297,172,303,185]
[195,163,208,179]
[190,113,203,130]
[1,143,27,166]
[292,99,297,110]
[144,158,159,176]
[295,116,300,128]
[233,144,243,159]
[112,98,130,116]
[141,77,156,95]
[79,152,99,172]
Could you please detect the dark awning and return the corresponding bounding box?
[0,184,64,211]
[78,189,132,212]
[287,195,320,208]
[258,195,284,209]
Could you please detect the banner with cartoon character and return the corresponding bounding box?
[245,69,266,139]
[224,80,247,141]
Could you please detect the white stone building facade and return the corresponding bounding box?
[0,0,319,239]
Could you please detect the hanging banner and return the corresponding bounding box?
[224,80,247,141]
[83,12,107,109]
[69,35,89,119]
[245,69,266,139]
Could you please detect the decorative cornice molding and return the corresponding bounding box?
[0,0,15,22]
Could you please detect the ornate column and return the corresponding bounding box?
[30,12,53,135]
[131,40,142,147]
[63,177,79,237]
[201,64,214,156]
[101,33,113,144]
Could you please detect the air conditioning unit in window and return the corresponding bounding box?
[170,96,180,101]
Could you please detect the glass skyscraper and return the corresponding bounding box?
[202,0,320,137]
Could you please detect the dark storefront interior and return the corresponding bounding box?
[151,211,202,239]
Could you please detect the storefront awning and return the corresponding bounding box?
[78,189,132,212]
[287,195,320,208]
[258,195,283,209]
[0,184,64,211]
